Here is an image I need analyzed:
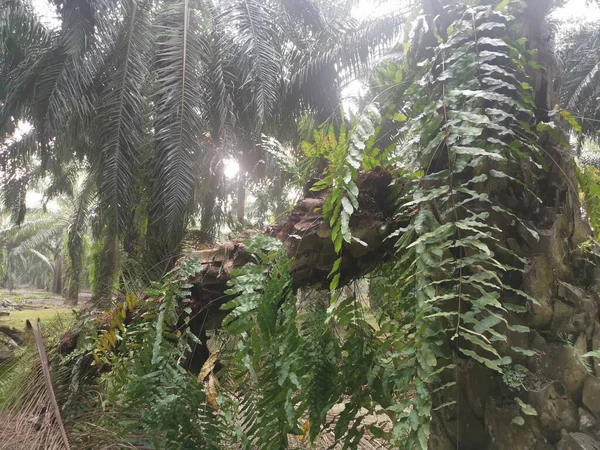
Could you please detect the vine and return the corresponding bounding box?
[376,3,545,445]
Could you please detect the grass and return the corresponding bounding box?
[0,288,77,331]
[0,308,76,331]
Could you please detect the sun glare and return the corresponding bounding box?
[551,0,600,23]
[223,158,240,179]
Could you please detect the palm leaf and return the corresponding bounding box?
[286,12,404,117]
[0,320,70,450]
[557,24,600,136]
[0,0,51,124]
[217,0,283,132]
[1,172,28,225]
[150,0,211,246]
[28,248,54,270]
[93,0,152,234]
[9,223,64,256]
[206,21,238,143]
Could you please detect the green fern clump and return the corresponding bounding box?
[220,235,304,449]
[91,259,226,449]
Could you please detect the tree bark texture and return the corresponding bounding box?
[65,275,79,306]
[92,231,119,307]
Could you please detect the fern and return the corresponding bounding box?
[307,105,380,292]
[217,7,549,444]
[220,235,302,449]
[375,4,545,445]
[91,258,225,449]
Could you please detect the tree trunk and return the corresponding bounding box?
[236,172,246,225]
[92,231,119,307]
[183,167,396,334]
[420,1,600,449]
[52,255,63,296]
[65,237,82,306]
[65,271,79,306]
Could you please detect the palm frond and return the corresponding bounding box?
[28,248,54,270]
[150,0,211,246]
[94,0,152,234]
[206,22,238,143]
[0,0,51,73]
[1,0,112,145]
[0,215,55,240]
[0,0,50,128]
[2,172,28,225]
[285,12,404,118]
[280,0,329,33]
[58,0,115,57]
[0,131,40,172]
[9,223,64,256]
[557,24,600,135]
[217,0,283,132]
[0,320,71,450]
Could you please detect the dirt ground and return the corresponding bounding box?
[0,287,92,330]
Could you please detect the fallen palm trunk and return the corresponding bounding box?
[58,167,402,377]
[184,166,399,333]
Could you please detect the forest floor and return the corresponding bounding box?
[0,287,91,330]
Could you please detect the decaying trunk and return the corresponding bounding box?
[183,167,397,335]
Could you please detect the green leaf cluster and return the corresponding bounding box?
[306,106,380,292]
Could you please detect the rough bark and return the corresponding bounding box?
[65,245,81,306]
[92,231,119,307]
[65,276,79,306]
[421,1,600,449]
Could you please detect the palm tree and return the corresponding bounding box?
[0,165,94,303]
[0,212,64,291]
[556,21,600,139]
[0,0,405,300]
